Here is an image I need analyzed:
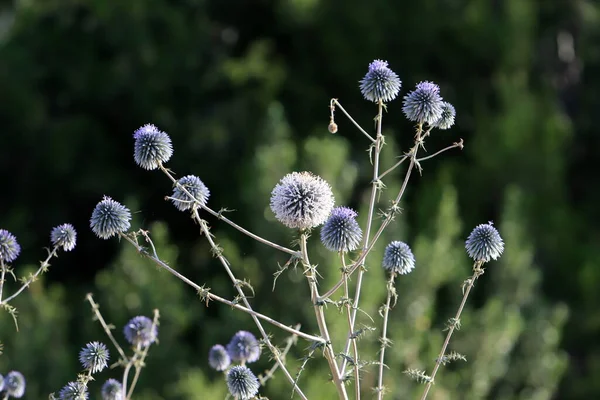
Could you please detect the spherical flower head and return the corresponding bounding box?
[101,379,122,400]
[208,344,231,371]
[58,381,88,400]
[227,331,261,364]
[4,371,25,398]
[320,207,363,252]
[79,341,109,374]
[382,241,415,275]
[133,123,173,170]
[465,222,504,262]
[171,175,210,211]
[432,102,456,130]
[270,172,335,230]
[226,365,260,400]
[50,223,77,251]
[402,81,444,124]
[124,316,158,347]
[0,229,20,264]
[359,60,402,103]
[90,196,132,240]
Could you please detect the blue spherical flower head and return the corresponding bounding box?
[133,124,173,170]
[227,331,261,364]
[402,81,444,125]
[90,196,132,240]
[0,229,20,264]
[79,342,109,374]
[4,371,25,398]
[226,365,260,400]
[58,381,88,400]
[465,222,504,262]
[432,101,456,130]
[320,207,363,252]
[208,344,231,371]
[101,379,122,400]
[359,59,402,103]
[171,175,210,211]
[270,172,335,230]
[124,316,158,347]
[382,241,415,275]
[50,223,77,251]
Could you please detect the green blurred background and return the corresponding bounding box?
[0,0,598,399]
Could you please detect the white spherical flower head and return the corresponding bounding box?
[270,172,335,230]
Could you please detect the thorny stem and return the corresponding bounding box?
[415,139,464,163]
[258,324,302,386]
[127,309,160,399]
[419,261,485,400]
[0,261,6,304]
[376,273,396,400]
[341,255,360,398]
[120,231,323,344]
[378,156,408,181]
[159,164,299,258]
[299,232,348,400]
[2,247,59,305]
[86,294,128,362]
[193,211,308,400]
[330,99,376,143]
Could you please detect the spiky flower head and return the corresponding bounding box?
[0,229,20,264]
[226,365,260,400]
[101,379,123,400]
[208,344,231,371]
[227,331,261,364]
[359,59,402,103]
[133,124,173,170]
[170,175,210,211]
[58,381,88,400]
[465,222,504,262]
[124,316,158,347]
[270,172,334,230]
[50,223,77,251]
[432,102,456,130]
[382,241,416,275]
[4,371,25,398]
[79,342,109,374]
[402,81,444,124]
[90,196,131,239]
[320,207,363,252]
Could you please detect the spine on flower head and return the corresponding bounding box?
[170,175,210,211]
[402,81,444,125]
[90,196,132,239]
[79,341,110,374]
[465,222,504,262]
[382,241,416,275]
[0,229,20,263]
[50,223,77,251]
[57,381,88,400]
[320,207,363,252]
[359,59,402,103]
[133,123,173,170]
[226,365,260,400]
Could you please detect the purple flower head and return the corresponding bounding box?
[101,379,123,400]
[124,316,158,347]
[465,222,504,262]
[133,123,173,170]
[4,371,25,398]
[0,229,20,263]
[402,81,444,124]
[79,341,109,374]
[90,196,131,239]
[208,344,231,371]
[432,102,456,130]
[359,60,402,103]
[320,207,363,252]
[58,381,88,400]
[227,331,261,364]
[170,175,210,211]
[226,365,260,400]
[382,241,415,275]
[51,223,77,251]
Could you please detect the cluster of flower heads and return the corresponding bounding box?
[0,371,26,398]
[209,331,261,400]
[1,224,77,263]
[56,342,109,399]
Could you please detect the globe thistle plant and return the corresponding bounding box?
[101,379,123,400]
[402,81,444,125]
[3,371,25,398]
[90,196,132,240]
[57,381,88,400]
[50,223,77,251]
[124,315,158,347]
[79,341,110,374]
[465,222,504,262]
[0,229,20,264]
[432,101,456,130]
[226,365,260,400]
[133,123,173,170]
[209,344,231,371]
[170,175,210,211]
[227,331,261,364]
[270,172,335,230]
[382,241,416,275]
[320,207,363,252]
[359,59,402,103]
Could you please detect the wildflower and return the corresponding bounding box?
[359,60,402,103]
[320,207,363,252]
[0,373,4,392]
[58,381,88,400]
[382,241,416,275]
[226,365,260,400]
[402,81,444,124]
[270,172,334,230]
[133,124,173,170]
[4,371,25,398]
[170,175,210,211]
[0,229,20,263]
[227,331,261,364]
[124,316,158,347]
[432,102,456,130]
[90,196,131,239]
[208,344,231,371]
[465,222,504,262]
[101,379,122,400]
[79,342,109,374]
[50,223,77,251]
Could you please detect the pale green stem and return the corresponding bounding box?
[376,273,396,399]
[2,247,59,305]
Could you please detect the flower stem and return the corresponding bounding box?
[376,273,396,399]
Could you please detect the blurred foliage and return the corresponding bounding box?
[0,0,598,398]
